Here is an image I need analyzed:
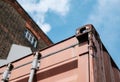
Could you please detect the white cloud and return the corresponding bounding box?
[87,0,120,26]
[40,23,51,33]
[17,0,70,33]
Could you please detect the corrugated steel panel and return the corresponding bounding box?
[0,24,120,82]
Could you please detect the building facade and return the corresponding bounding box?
[0,24,119,82]
[0,0,53,59]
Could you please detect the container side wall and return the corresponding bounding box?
[78,54,89,82]
[113,67,120,82]
[89,33,106,82]
[0,37,89,82]
[103,51,115,82]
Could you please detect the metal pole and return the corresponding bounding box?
[28,69,36,82]
[28,52,41,82]
[1,63,14,82]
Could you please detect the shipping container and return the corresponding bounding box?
[0,24,120,82]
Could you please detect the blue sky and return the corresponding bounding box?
[17,0,120,69]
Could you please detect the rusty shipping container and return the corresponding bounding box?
[0,24,120,82]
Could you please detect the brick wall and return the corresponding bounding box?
[0,0,49,59]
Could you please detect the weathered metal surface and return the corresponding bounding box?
[0,24,120,82]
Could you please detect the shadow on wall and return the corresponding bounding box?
[0,44,32,66]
